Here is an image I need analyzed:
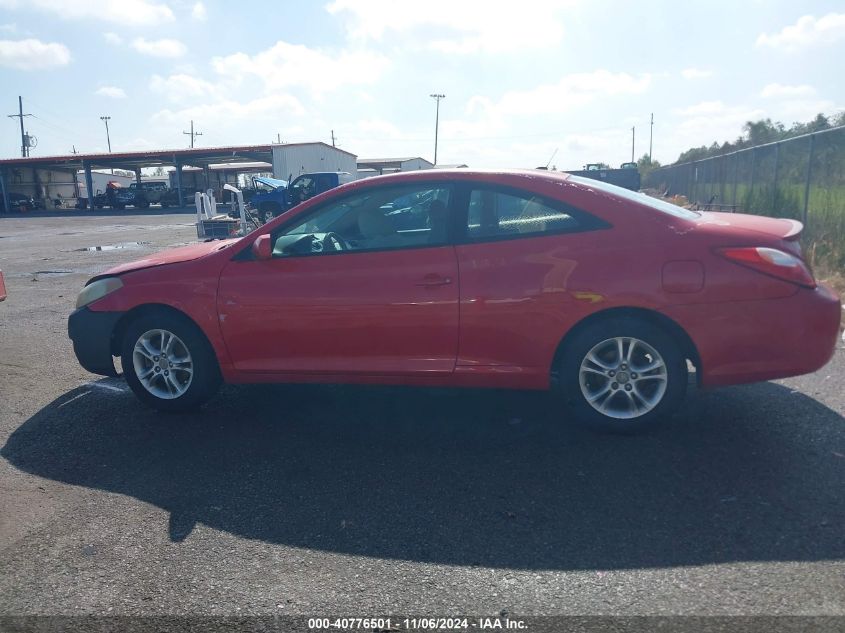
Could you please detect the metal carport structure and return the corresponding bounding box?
[0,144,279,212]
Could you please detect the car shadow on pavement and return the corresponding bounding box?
[2,380,844,570]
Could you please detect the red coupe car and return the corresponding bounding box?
[68,170,841,432]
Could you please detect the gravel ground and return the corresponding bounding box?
[0,211,843,620]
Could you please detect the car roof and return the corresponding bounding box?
[352,167,572,185]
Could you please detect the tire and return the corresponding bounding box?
[557,317,687,433]
[136,199,150,209]
[121,310,222,412]
[115,204,125,210]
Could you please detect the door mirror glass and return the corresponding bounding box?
[252,234,272,260]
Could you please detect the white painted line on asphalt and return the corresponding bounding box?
[88,382,126,393]
[58,391,91,408]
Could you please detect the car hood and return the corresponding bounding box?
[100,239,239,277]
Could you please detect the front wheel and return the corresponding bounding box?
[121,311,221,412]
[558,318,687,433]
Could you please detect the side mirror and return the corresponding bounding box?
[252,234,272,260]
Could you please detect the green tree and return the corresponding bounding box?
[637,153,661,179]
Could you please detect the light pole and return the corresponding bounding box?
[649,113,654,161]
[100,116,112,152]
[631,126,635,163]
[430,93,445,165]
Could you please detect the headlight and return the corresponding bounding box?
[76,277,123,309]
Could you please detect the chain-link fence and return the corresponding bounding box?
[644,125,845,271]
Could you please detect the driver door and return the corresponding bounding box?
[217,183,459,376]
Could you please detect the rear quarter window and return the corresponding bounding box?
[464,185,608,242]
[567,175,700,220]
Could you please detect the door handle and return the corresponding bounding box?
[416,274,453,287]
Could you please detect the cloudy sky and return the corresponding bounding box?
[0,0,843,169]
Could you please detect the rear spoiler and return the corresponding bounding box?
[782,219,803,241]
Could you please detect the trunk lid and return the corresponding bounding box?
[694,212,804,255]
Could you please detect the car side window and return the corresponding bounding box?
[271,184,452,257]
[466,188,581,240]
[315,174,333,193]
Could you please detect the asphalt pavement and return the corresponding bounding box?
[0,211,844,621]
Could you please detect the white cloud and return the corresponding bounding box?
[151,95,306,134]
[0,0,174,26]
[123,137,158,151]
[668,100,766,160]
[191,1,207,21]
[96,85,127,99]
[132,37,186,58]
[681,68,712,80]
[211,40,390,95]
[149,73,221,102]
[756,12,845,51]
[491,70,652,118]
[0,38,70,70]
[777,99,837,123]
[327,0,573,54]
[760,83,816,98]
[675,100,730,117]
[103,32,123,45]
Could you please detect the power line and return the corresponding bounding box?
[30,115,80,144]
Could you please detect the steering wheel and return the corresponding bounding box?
[322,232,349,252]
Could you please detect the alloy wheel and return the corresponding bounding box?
[132,329,194,399]
[578,336,668,420]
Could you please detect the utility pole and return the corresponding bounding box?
[430,93,445,165]
[631,126,635,163]
[8,96,32,157]
[276,132,281,144]
[331,130,336,147]
[183,120,202,148]
[649,113,654,161]
[100,116,112,152]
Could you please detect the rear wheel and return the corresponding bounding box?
[558,317,687,433]
[121,311,221,412]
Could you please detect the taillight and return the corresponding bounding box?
[718,247,816,288]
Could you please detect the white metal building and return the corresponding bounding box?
[272,143,358,181]
[357,157,434,176]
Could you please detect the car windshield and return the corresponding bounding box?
[568,175,700,220]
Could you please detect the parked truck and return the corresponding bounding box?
[250,172,354,222]
[114,181,168,209]
[566,162,641,191]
